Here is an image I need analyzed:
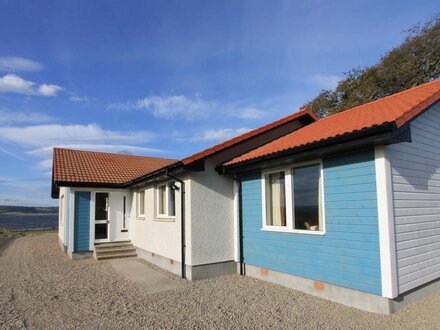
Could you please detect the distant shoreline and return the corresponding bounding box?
[0,205,59,231]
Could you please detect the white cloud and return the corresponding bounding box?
[307,74,341,90]
[230,107,269,120]
[69,95,90,102]
[0,145,26,160]
[0,114,163,207]
[192,127,250,142]
[0,108,54,124]
[28,144,163,159]
[0,123,162,199]
[0,181,57,206]
[0,123,155,148]
[109,95,272,122]
[0,56,44,72]
[0,74,63,96]
[37,84,63,96]
[35,158,53,169]
[0,74,34,94]
[109,95,212,120]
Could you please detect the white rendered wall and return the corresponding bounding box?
[189,157,235,266]
[387,101,440,294]
[129,177,190,263]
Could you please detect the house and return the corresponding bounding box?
[53,108,316,280]
[53,79,440,314]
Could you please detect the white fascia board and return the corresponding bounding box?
[68,190,75,253]
[89,192,95,251]
[233,180,239,262]
[375,145,399,298]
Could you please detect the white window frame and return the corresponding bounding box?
[156,181,176,219]
[59,194,65,226]
[137,190,145,218]
[261,167,292,230]
[261,159,326,235]
[92,191,111,244]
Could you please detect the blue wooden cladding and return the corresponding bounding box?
[241,150,382,295]
[73,191,91,252]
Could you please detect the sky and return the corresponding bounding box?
[0,0,438,206]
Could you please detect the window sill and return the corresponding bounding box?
[154,217,175,223]
[136,216,145,220]
[261,227,325,236]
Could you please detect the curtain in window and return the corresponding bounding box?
[266,172,286,226]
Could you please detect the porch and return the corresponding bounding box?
[66,188,135,259]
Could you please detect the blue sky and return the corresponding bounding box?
[0,0,437,206]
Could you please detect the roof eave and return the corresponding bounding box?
[219,122,407,175]
[124,161,184,188]
[51,181,128,199]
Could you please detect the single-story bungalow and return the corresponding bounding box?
[53,79,440,314]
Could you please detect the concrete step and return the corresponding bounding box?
[96,252,138,260]
[93,241,137,261]
[95,241,132,248]
[96,246,136,254]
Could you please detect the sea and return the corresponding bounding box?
[0,214,58,231]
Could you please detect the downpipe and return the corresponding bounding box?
[233,176,245,276]
[166,170,186,279]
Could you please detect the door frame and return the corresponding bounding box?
[91,191,111,244]
[113,191,130,241]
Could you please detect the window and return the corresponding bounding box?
[95,192,109,220]
[262,162,324,234]
[168,183,176,216]
[292,164,322,231]
[157,182,176,217]
[122,196,127,230]
[138,190,145,217]
[95,192,109,240]
[264,171,286,226]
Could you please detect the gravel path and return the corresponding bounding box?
[1,234,439,329]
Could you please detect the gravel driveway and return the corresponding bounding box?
[1,234,439,329]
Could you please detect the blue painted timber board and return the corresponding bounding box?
[73,191,90,252]
[241,150,382,295]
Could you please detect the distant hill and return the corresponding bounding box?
[0,205,58,215]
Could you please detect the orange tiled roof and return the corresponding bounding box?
[53,148,178,185]
[181,107,317,165]
[224,79,440,167]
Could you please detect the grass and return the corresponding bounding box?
[0,226,57,237]
[21,229,57,235]
[0,226,57,250]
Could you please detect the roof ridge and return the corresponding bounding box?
[182,107,317,165]
[53,147,178,162]
[395,89,440,127]
[322,79,440,121]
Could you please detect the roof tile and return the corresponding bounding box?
[181,107,317,165]
[225,79,440,166]
[53,148,177,185]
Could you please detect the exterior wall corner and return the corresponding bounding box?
[374,145,398,298]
